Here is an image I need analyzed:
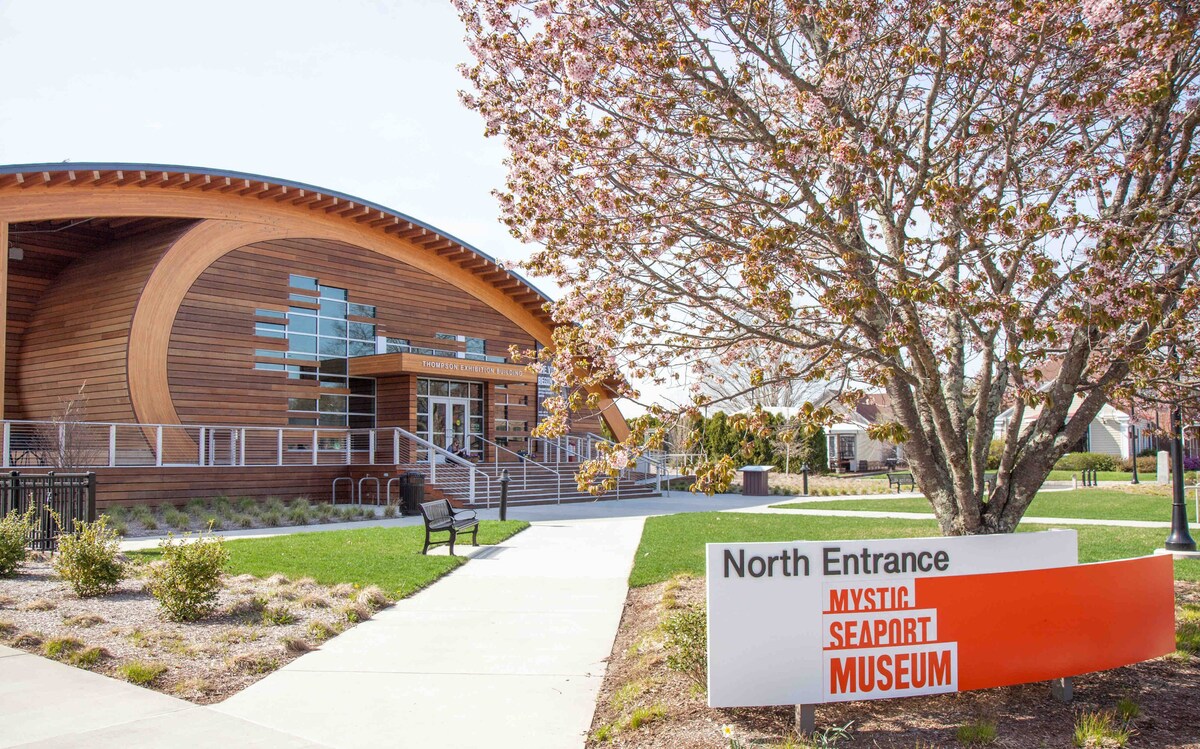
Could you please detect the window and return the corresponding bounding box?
[289,274,318,291]
[256,276,378,428]
[255,322,286,339]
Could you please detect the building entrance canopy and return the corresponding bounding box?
[349,352,537,384]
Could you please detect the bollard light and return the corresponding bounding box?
[499,468,511,522]
[800,463,810,497]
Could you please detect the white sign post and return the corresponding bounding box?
[706,530,1079,708]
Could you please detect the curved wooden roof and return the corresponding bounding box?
[0,162,554,328]
[0,162,629,440]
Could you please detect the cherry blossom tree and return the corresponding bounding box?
[456,0,1200,534]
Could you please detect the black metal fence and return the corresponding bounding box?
[0,471,96,551]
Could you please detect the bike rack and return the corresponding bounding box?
[332,476,354,505]
[357,476,380,506]
[386,477,403,507]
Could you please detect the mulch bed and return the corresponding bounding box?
[588,577,1200,748]
[0,556,388,704]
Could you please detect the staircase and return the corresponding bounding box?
[459,461,663,508]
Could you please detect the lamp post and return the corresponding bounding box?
[1165,402,1196,552]
[1128,423,1140,485]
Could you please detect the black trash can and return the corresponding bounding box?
[401,471,425,516]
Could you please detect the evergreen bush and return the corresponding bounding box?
[146,532,229,621]
[0,508,33,577]
[52,515,126,597]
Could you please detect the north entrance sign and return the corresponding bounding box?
[706,531,1175,708]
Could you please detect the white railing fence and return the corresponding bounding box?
[477,435,563,501]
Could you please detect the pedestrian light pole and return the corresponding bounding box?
[1165,401,1196,552]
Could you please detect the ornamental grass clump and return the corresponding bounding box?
[146,532,230,621]
[52,514,126,597]
[0,507,34,577]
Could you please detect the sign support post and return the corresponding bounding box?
[795,704,815,736]
[1050,677,1073,703]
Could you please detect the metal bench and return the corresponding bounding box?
[419,499,479,556]
[887,471,915,492]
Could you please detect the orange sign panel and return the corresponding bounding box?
[821,555,1175,700]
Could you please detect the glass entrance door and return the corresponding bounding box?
[417,378,485,461]
[428,397,470,455]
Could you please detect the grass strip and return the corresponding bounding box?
[129,520,528,598]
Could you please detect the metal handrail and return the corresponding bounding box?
[476,435,562,501]
[387,427,493,507]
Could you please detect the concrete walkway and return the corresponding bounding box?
[214,514,647,748]
[0,645,324,748]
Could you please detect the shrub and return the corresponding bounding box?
[1119,456,1158,473]
[1185,456,1200,471]
[986,440,1005,470]
[52,515,126,597]
[661,606,707,689]
[0,507,33,578]
[260,510,282,526]
[146,532,229,621]
[118,660,167,686]
[383,503,399,519]
[1054,452,1118,471]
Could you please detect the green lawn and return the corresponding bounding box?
[770,488,1199,523]
[128,521,528,598]
[629,512,1200,587]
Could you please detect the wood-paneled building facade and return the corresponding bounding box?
[0,164,626,503]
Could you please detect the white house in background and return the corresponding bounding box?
[992,400,1158,461]
[811,392,906,473]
